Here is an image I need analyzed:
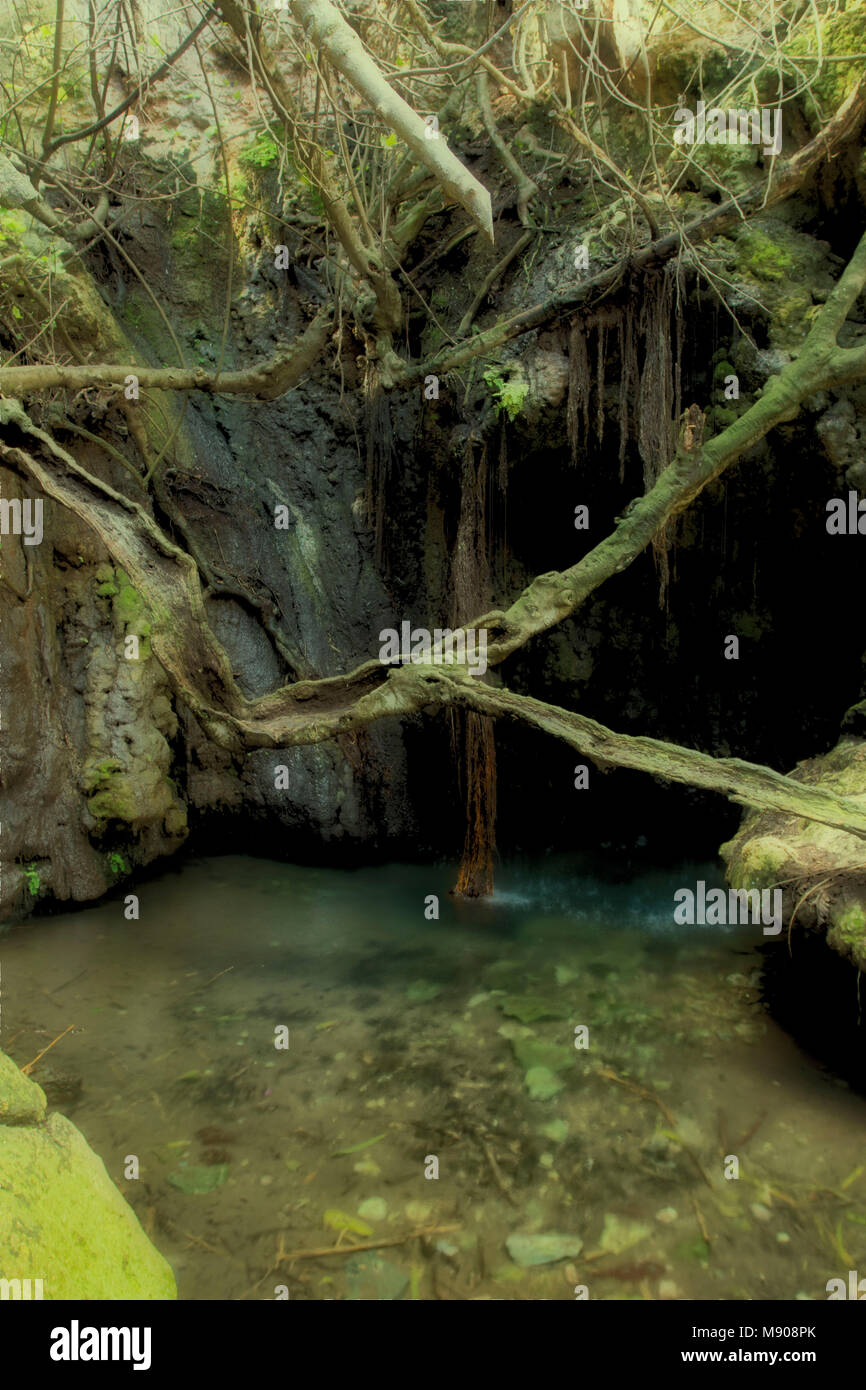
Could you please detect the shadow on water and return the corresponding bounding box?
[2,853,865,1301]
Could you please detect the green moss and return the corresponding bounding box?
[833,903,866,946]
[0,208,28,244]
[786,11,866,112]
[108,852,129,876]
[737,228,794,281]
[0,1108,176,1299]
[725,835,791,891]
[87,784,139,823]
[111,581,152,657]
[83,759,137,825]
[96,581,118,597]
[82,758,124,793]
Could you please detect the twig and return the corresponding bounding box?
[183,1231,228,1256]
[276,1223,462,1262]
[598,1065,676,1127]
[737,1111,767,1148]
[201,966,235,989]
[474,1131,519,1207]
[22,1024,75,1074]
[48,968,89,994]
[598,1064,713,1190]
[692,1196,710,1246]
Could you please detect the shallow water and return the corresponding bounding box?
[2,853,865,1301]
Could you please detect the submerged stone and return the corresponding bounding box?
[357,1197,388,1223]
[538,1118,569,1143]
[406,980,442,1003]
[524,1066,565,1101]
[167,1163,229,1194]
[599,1213,652,1254]
[345,1254,408,1300]
[506,1231,583,1266]
[511,1037,573,1074]
[500,995,569,1024]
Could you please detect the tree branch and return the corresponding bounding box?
[478,224,866,666]
[447,679,866,841]
[290,0,494,242]
[404,70,866,382]
[0,305,334,400]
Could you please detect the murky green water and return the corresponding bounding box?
[2,854,864,1301]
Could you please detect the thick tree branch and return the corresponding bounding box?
[290,0,493,242]
[447,679,866,842]
[0,305,334,400]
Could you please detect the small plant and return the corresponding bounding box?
[484,368,530,422]
[240,133,280,168]
[108,852,129,876]
[22,864,40,896]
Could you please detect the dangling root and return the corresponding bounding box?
[453,710,497,898]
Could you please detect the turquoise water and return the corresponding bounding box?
[2,854,864,1300]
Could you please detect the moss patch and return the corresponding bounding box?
[0,1109,176,1299]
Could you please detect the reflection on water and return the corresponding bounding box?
[2,853,864,1301]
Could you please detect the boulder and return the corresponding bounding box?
[0,1051,176,1299]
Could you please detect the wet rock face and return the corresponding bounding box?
[0,473,188,918]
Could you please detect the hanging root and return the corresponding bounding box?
[453,710,497,898]
[451,441,498,898]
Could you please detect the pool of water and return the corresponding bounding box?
[2,853,864,1301]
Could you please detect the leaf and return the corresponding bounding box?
[323,1209,372,1237]
[330,1132,386,1157]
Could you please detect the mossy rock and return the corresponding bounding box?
[0,1109,176,1299]
[0,1053,46,1126]
[737,227,794,282]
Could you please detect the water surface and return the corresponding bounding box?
[2,854,863,1301]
